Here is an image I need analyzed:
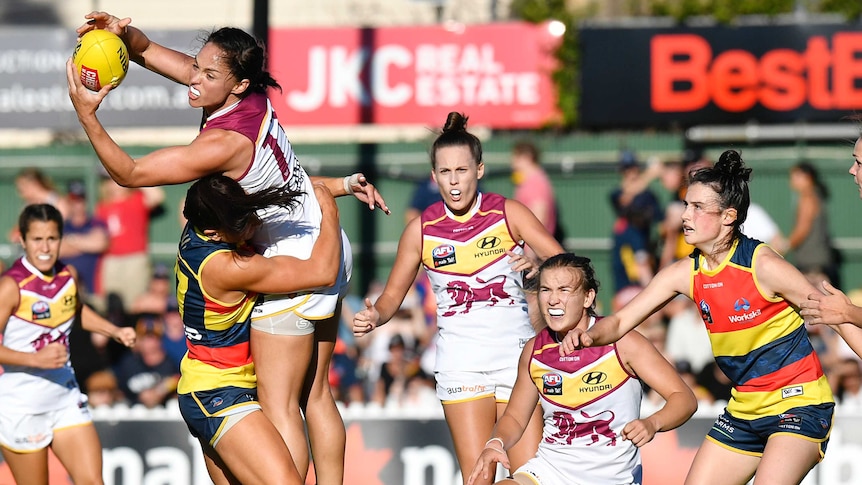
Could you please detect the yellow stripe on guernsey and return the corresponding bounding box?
[422,218,513,275]
[176,251,254,332]
[708,305,800,357]
[731,378,833,419]
[531,345,630,407]
[180,358,255,393]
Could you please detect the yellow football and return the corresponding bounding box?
[72,30,129,91]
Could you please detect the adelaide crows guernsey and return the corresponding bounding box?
[175,224,257,394]
[0,257,79,413]
[690,235,833,419]
[421,192,532,372]
[529,320,643,484]
[202,92,349,319]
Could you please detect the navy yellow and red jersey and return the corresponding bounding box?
[690,235,833,419]
[175,224,258,394]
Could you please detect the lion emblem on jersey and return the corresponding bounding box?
[442,275,514,317]
[546,410,617,446]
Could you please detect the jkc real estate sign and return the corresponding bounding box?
[267,22,562,129]
[579,22,862,127]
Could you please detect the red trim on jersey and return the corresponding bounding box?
[185,341,252,369]
[735,352,824,393]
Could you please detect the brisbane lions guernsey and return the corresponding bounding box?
[175,224,257,394]
[530,320,643,484]
[690,235,833,419]
[201,91,320,260]
[420,192,532,372]
[0,257,79,413]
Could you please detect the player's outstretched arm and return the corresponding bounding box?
[311,173,391,214]
[78,11,193,85]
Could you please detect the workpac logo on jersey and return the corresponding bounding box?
[432,244,456,268]
[729,296,761,323]
[543,373,563,395]
[31,301,51,320]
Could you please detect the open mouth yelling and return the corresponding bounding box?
[548,308,564,317]
[189,86,200,99]
[450,189,461,201]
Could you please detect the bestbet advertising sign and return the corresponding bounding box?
[580,21,862,127]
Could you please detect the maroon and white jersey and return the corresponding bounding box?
[202,92,349,319]
[420,192,532,372]
[0,257,80,413]
[526,319,643,484]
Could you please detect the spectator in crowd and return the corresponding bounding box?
[95,176,165,316]
[60,179,109,301]
[329,335,365,406]
[657,150,712,269]
[404,174,443,225]
[84,369,124,408]
[610,150,661,256]
[371,334,424,407]
[128,262,173,318]
[160,301,187,372]
[741,201,787,253]
[788,162,840,287]
[113,317,180,408]
[610,204,654,295]
[356,281,428,399]
[510,140,563,249]
[7,168,65,244]
[832,358,862,408]
[799,134,862,360]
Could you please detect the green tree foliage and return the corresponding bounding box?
[510,0,860,129]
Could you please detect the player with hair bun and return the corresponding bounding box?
[353,112,564,484]
[561,150,852,484]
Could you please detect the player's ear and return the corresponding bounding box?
[232,78,250,96]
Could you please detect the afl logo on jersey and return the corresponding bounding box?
[32,301,51,320]
[734,297,751,312]
[699,299,713,324]
[543,373,563,395]
[432,244,456,268]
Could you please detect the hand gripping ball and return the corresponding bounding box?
[72,30,129,91]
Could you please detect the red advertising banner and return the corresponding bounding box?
[579,22,862,128]
[267,22,561,128]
